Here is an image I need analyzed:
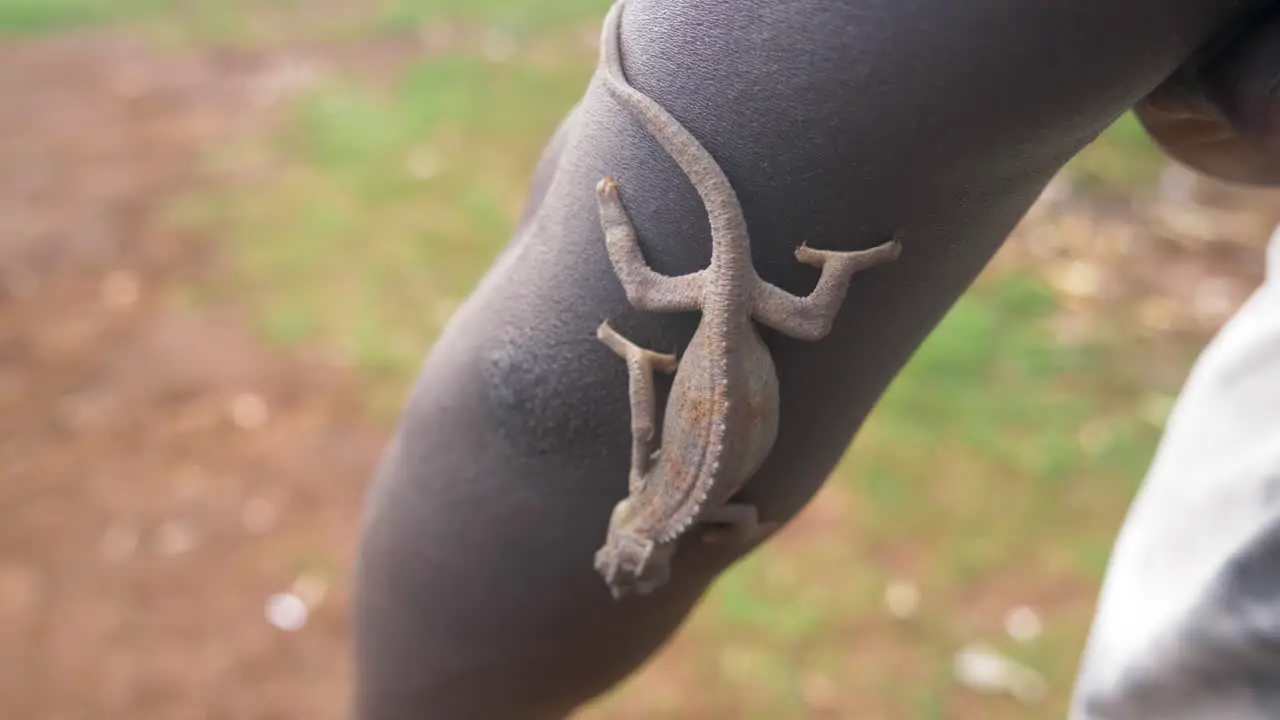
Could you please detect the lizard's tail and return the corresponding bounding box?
[598,0,749,267]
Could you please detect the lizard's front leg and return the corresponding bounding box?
[699,503,778,545]
[597,177,707,313]
[597,319,678,493]
[751,237,902,342]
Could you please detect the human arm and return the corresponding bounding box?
[350,1,1264,718]
[1137,4,1280,184]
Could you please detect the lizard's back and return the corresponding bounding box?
[641,317,781,543]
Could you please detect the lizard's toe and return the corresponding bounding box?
[794,243,826,266]
[596,176,620,197]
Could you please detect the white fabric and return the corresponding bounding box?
[1071,225,1280,718]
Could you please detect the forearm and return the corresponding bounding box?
[351,1,1257,718]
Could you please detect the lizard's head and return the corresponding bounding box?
[594,498,673,600]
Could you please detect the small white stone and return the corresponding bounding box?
[101,270,140,310]
[1004,605,1043,643]
[953,642,1046,704]
[954,643,1011,694]
[265,592,308,631]
[884,579,921,619]
[228,392,269,430]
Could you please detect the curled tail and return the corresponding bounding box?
[598,0,749,263]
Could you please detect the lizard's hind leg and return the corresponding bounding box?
[597,177,706,313]
[597,320,678,493]
[752,237,902,342]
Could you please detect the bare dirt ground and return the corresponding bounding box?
[0,33,384,720]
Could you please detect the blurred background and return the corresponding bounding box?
[2,1,1277,718]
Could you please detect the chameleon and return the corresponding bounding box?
[591,0,903,600]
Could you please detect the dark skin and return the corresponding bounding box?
[1137,3,1280,184]
[351,1,1280,718]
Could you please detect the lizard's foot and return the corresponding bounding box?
[794,236,902,273]
[752,235,903,342]
[597,320,675,488]
[699,503,778,545]
[596,177,707,313]
[597,175,620,198]
[596,320,678,373]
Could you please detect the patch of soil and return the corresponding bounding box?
[0,32,386,720]
[1000,173,1275,344]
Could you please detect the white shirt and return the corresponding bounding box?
[1071,224,1280,718]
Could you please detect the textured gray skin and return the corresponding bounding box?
[591,0,901,600]
[351,1,1267,718]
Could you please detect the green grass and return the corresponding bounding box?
[147,2,1185,716]
[0,0,343,46]
[0,0,606,46]
[383,0,609,34]
[1063,111,1166,194]
[184,38,594,413]
[0,0,163,35]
